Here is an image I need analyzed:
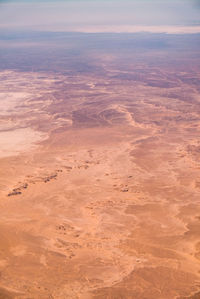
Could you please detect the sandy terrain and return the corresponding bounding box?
[0,65,200,299]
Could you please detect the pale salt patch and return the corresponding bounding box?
[0,128,47,158]
[0,92,31,115]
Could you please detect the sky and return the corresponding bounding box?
[0,0,200,34]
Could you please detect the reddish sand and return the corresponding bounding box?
[0,68,200,298]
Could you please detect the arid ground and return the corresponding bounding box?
[0,33,200,298]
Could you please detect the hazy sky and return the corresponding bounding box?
[0,0,200,33]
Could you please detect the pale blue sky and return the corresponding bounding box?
[0,0,200,33]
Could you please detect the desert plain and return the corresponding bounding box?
[0,33,200,298]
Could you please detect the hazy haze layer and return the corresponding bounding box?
[0,0,200,33]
